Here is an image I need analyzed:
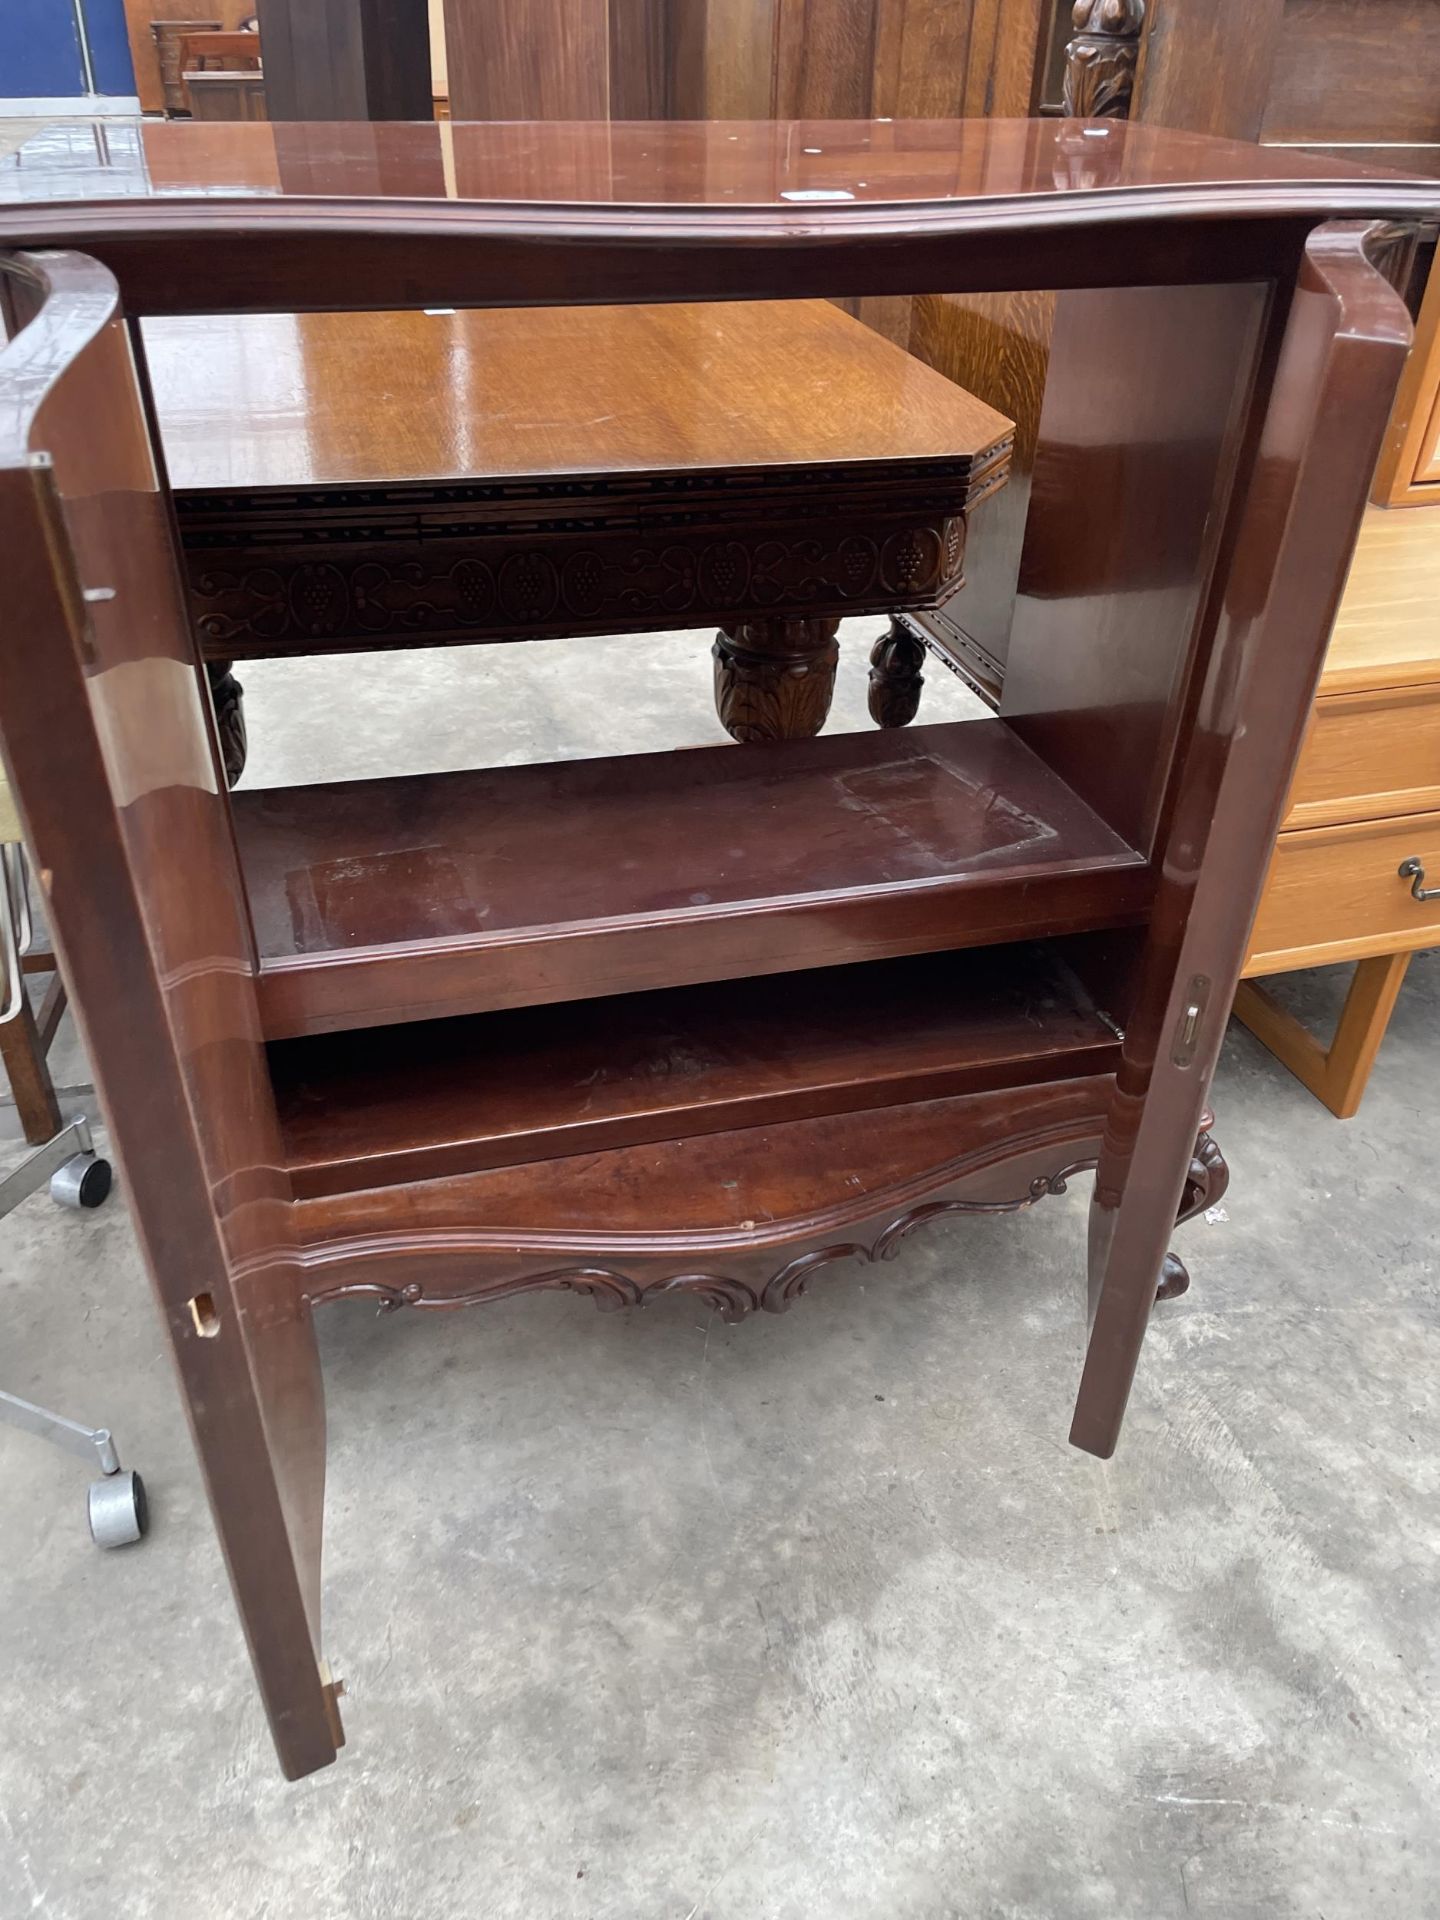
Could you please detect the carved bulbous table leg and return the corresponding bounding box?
[1156,1126,1230,1301]
[206,660,247,788]
[1062,0,1146,119]
[713,616,841,743]
[867,619,927,728]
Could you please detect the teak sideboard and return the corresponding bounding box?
[0,117,1434,1780]
[1235,507,1440,1116]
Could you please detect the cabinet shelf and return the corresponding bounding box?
[235,720,1150,1040]
[270,942,1122,1199]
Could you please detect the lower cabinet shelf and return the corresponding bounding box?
[234,719,1150,1039]
[270,940,1122,1199]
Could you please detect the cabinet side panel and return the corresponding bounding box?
[1000,280,1268,855]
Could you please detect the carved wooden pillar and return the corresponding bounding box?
[1062,0,1145,119]
[713,617,840,743]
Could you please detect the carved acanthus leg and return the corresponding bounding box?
[713,616,840,743]
[1062,0,1145,119]
[867,619,927,728]
[206,659,247,788]
[1155,1124,1230,1301]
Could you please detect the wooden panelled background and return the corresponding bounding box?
[442,0,1048,122]
[1135,0,1440,173]
[440,0,1058,685]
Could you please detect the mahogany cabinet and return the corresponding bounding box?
[0,116,1434,1780]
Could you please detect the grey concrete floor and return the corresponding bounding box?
[2,624,1439,1919]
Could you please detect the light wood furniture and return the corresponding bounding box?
[0,771,68,1146]
[150,16,221,113]
[144,298,1012,747]
[1234,507,1440,1115]
[1373,254,1440,507]
[0,118,1431,1781]
[179,24,260,66]
[136,9,248,115]
[185,67,268,119]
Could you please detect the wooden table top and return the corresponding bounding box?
[145,299,1012,494]
[1323,505,1440,694]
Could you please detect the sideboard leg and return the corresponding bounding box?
[205,659,247,788]
[866,619,926,728]
[713,616,840,742]
[1155,1126,1230,1301]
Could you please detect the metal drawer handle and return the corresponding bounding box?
[1399,857,1440,904]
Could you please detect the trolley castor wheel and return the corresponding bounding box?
[88,1468,147,1549]
[49,1152,112,1210]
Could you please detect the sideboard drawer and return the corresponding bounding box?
[1247,809,1440,972]
[1283,682,1440,829]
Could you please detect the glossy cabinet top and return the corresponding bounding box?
[2,116,1435,220]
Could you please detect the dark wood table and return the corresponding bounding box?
[143,297,1012,754]
[2,115,1434,1780]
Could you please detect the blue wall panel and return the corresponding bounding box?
[0,0,87,96]
[0,0,136,97]
[84,0,136,91]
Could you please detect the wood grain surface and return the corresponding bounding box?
[442,0,1046,123]
[270,942,1120,1196]
[1246,808,1440,972]
[1321,507,1440,689]
[146,298,1012,492]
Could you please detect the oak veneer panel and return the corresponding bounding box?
[233,720,1150,1037]
[1246,808,1440,974]
[442,0,610,119]
[1320,507,1440,692]
[1134,0,1286,142]
[146,300,1011,494]
[1419,388,1440,485]
[775,0,881,117]
[1372,260,1440,506]
[669,0,780,117]
[868,0,1046,119]
[271,943,1121,1196]
[1282,682,1440,830]
[1260,0,1440,148]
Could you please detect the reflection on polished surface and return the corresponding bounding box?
[145,300,1012,491]
[0,115,1425,214]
